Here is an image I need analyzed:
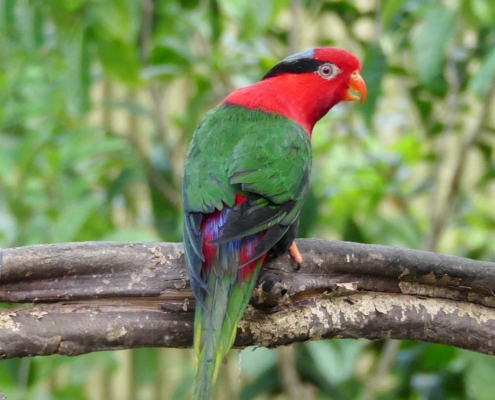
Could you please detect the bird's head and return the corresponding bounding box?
[225,47,366,134]
[263,47,366,105]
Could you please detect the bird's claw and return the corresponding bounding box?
[289,241,303,265]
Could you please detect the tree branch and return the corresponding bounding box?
[1,240,495,359]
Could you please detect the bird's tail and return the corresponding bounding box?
[193,264,260,400]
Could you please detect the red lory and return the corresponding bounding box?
[182,47,366,399]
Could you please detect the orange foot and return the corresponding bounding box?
[289,241,303,265]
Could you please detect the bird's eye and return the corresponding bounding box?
[317,63,339,79]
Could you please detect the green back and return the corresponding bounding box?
[183,104,311,211]
[182,104,312,297]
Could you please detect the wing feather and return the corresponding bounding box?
[183,104,311,291]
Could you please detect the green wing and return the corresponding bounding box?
[183,104,312,287]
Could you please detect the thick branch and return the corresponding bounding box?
[1,240,495,359]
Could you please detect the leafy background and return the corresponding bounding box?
[1,0,495,399]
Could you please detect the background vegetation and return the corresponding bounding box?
[1,0,495,399]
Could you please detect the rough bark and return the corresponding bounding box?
[0,239,495,359]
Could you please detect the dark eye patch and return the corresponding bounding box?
[262,58,327,80]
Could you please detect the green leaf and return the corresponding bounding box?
[343,217,369,244]
[209,0,223,44]
[0,140,14,185]
[298,188,318,238]
[97,39,141,84]
[240,347,279,380]
[133,348,159,384]
[53,196,100,242]
[360,43,387,127]
[468,46,495,99]
[463,351,495,400]
[53,384,89,400]
[382,0,407,29]
[305,340,365,385]
[321,1,360,24]
[471,0,495,26]
[240,364,280,400]
[91,0,141,43]
[413,3,456,85]
[62,26,91,116]
[16,130,51,176]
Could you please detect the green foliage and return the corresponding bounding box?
[1,0,495,399]
[412,3,456,86]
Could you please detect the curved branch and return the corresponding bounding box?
[0,240,495,359]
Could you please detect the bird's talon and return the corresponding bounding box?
[289,242,303,265]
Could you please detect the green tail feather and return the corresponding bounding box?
[193,264,261,400]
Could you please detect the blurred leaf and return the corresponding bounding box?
[62,25,91,116]
[382,0,407,29]
[208,0,223,44]
[240,364,280,400]
[298,188,319,237]
[68,352,116,386]
[475,140,494,165]
[477,164,495,187]
[91,0,141,42]
[172,368,196,400]
[97,39,141,84]
[471,0,495,26]
[152,38,197,66]
[468,46,495,99]
[305,340,365,385]
[53,196,100,242]
[463,350,495,400]
[420,345,457,371]
[54,384,88,400]
[411,373,445,400]
[321,1,360,24]
[0,140,14,184]
[133,348,159,384]
[30,355,73,384]
[179,0,201,10]
[240,347,279,380]
[239,348,280,399]
[343,217,369,243]
[0,359,18,388]
[413,3,456,85]
[1,0,16,31]
[360,43,387,128]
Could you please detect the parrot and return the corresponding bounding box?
[182,47,366,400]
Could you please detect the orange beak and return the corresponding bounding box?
[344,71,367,105]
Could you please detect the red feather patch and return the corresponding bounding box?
[200,193,266,281]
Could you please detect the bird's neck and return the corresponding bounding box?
[223,75,340,136]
